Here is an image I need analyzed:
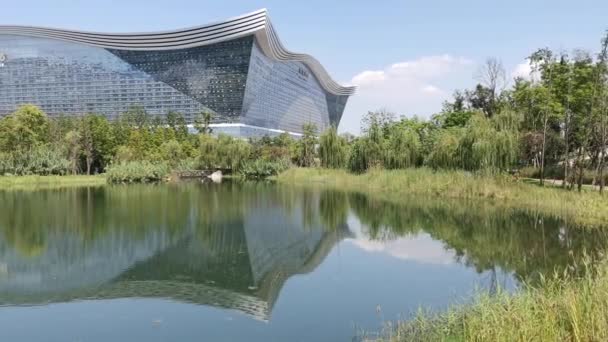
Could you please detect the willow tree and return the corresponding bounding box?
[595,31,608,194]
[319,125,348,169]
[424,128,464,170]
[295,123,317,167]
[384,125,420,169]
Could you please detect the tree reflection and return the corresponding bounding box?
[345,192,608,284]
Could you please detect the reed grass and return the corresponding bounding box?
[384,260,608,342]
[276,167,608,227]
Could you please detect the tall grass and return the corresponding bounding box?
[105,161,169,184]
[239,159,290,180]
[386,260,608,341]
[0,175,105,190]
[277,168,608,227]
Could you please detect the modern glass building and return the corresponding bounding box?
[0,9,355,137]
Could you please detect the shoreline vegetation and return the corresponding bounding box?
[386,263,608,342]
[0,174,105,190]
[277,168,608,227]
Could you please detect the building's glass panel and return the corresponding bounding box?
[0,33,348,137]
[107,36,253,122]
[0,35,214,121]
[242,42,335,134]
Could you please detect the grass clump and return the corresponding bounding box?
[276,167,608,227]
[239,159,290,180]
[387,261,608,342]
[106,161,169,184]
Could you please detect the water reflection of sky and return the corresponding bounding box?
[348,213,458,265]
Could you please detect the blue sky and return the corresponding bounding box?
[2,0,607,133]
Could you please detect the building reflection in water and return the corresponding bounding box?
[0,183,351,322]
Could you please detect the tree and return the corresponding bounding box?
[512,51,564,185]
[295,123,317,167]
[595,31,608,194]
[0,105,49,154]
[432,110,474,128]
[79,117,94,175]
[63,130,81,174]
[475,57,506,118]
[319,125,348,169]
[123,105,149,128]
[75,115,115,174]
[166,111,188,142]
[160,139,184,167]
[194,110,214,135]
[384,125,420,169]
[361,109,395,137]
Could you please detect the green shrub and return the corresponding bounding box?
[106,161,169,183]
[239,159,290,180]
[198,134,251,171]
[159,139,184,167]
[0,146,70,176]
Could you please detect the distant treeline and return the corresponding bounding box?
[333,31,608,193]
[0,104,315,181]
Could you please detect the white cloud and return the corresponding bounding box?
[511,60,540,82]
[351,70,386,86]
[511,61,532,79]
[339,54,475,134]
[421,84,441,94]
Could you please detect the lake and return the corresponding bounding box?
[0,182,605,341]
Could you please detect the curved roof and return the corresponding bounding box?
[0,9,356,96]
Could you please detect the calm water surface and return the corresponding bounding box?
[0,182,605,341]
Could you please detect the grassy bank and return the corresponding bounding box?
[277,168,608,227]
[385,262,608,341]
[0,175,106,190]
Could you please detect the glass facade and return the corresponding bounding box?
[0,33,348,136]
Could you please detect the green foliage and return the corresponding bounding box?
[457,114,519,171]
[198,134,251,171]
[295,123,318,167]
[383,125,420,169]
[424,128,464,169]
[159,139,185,167]
[106,161,169,183]
[278,167,608,227]
[250,133,296,164]
[239,159,290,180]
[0,145,70,176]
[193,110,214,135]
[0,104,49,153]
[319,126,349,169]
[391,262,608,342]
[166,111,189,142]
[432,110,475,128]
[348,138,370,173]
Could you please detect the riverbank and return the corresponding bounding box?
[0,175,106,190]
[276,167,608,228]
[384,261,608,341]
